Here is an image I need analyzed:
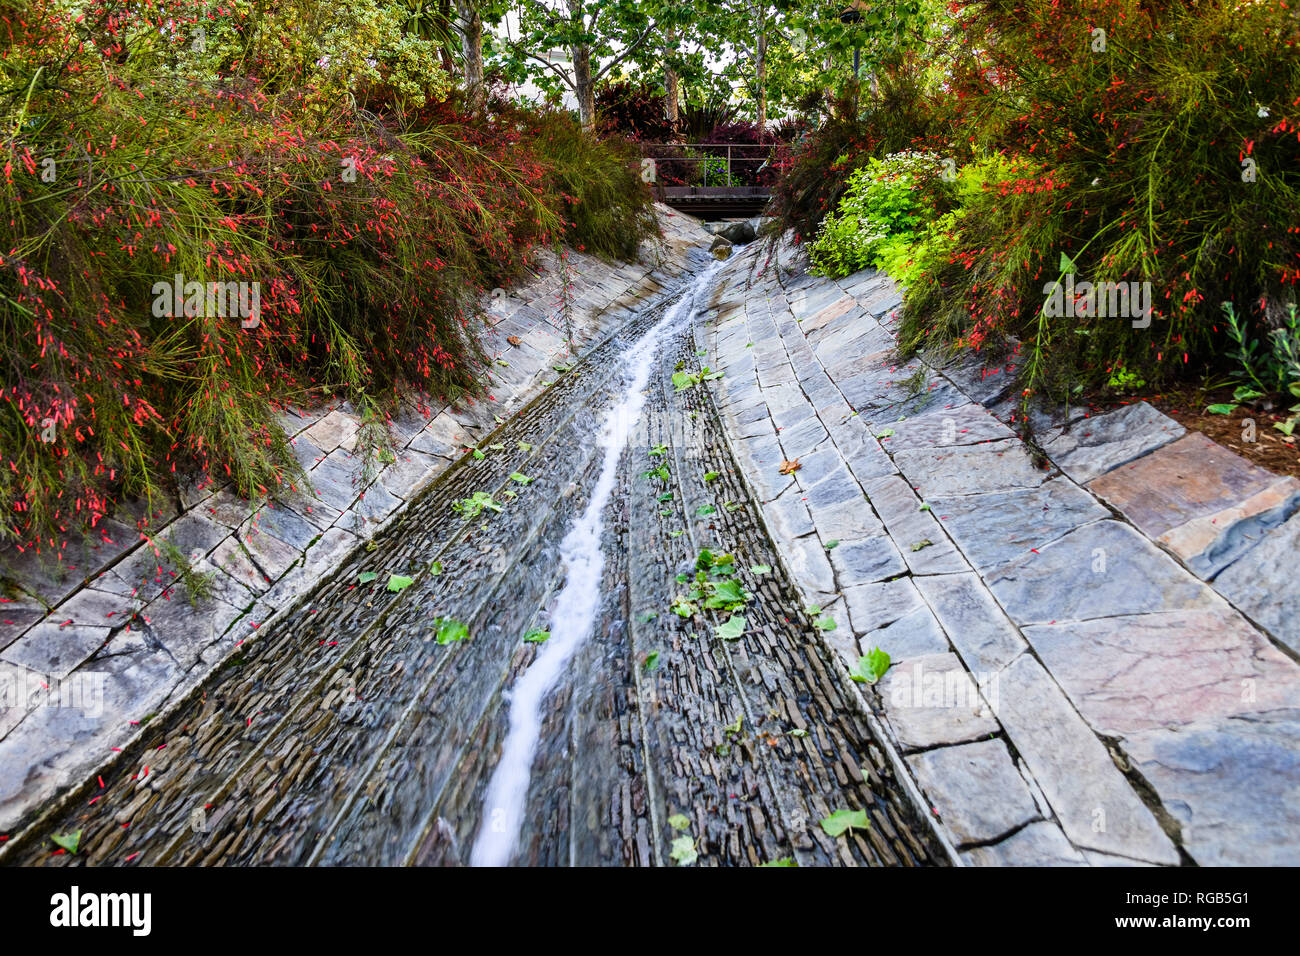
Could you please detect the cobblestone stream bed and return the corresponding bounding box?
[3,259,947,867]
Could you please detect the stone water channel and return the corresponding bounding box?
[5,254,947,867]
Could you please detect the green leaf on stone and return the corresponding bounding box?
[427,561,442,575]
[724,501,741,512]
[649,443,668,457]
[471,448,485,460]
[670,530,685,538]
[51,830,82,854]
[644,651,661,671]
[814,615,836,632]
[760,857,798,867]
[672,371,697,392]
[876,428,895,438]
[788,729,808,738]
[523,628,549,644]
[387,574,414,593]
[851,647,891,684]
[724,715,742,736]
[715,614,746,641]
[433,618,469,644]
[824,539,839,550]
[657,492,674,502]
[696,505,716,516]
[820,809,870,838]
[667,813,691,831]
[517,441,532,451]
[918,502,931,512]
[358,571,378,584]
[703,471,720,482]
[670,836,698,866]
[670,596,696,618]
[510,472,533,484]
[704,578,746,610]
[911,539,933,552]
[750,564,772,575]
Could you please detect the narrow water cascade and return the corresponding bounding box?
[469,262,722,867]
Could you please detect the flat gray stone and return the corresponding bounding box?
[914,573,1027,674]
[1023,607,1300,736]
[1213,511,1300,655]
[1043,402,1184,483]
[856,605,951,662]
[885,403,1017,452]
[962,822,1087,867]
[986,520,1217,625]
[844,577,926,635]
[802,466,864,510]
[0,621,111,680]
[928,477,1111,571]
[764,487,816,540]
[782,534,837,597]
[893,439,1049,498]
[877,653,1000,750]
[990,655,1180,864]
[1124,715,1300,866]
[827,536,907,587]
[908,739,1041,845]
[862,475,967,575]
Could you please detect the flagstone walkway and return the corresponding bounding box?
[701,238,1300,866]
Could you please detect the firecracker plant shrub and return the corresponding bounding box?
[773,0,1300,410]
[0,0,657,557]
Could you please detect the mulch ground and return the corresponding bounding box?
[1140,385,1300,480]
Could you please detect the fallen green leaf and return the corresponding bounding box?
[670,836,698,866]
[51,830,82,854]
[820,808,870,838]
[358,571,378,584]
[715,614,746,641]
[387,574,414,593]
[523,628,549,644]
[433,617,470,644]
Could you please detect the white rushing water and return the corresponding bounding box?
[470,262,720,867]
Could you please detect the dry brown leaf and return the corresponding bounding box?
[506,335,521,347]
[779,458,801,475]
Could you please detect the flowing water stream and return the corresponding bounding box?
[5,252,947,868]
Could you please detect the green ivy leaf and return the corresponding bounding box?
[820,808,870,838]
[667,813,691,831]
[523,628,549,644]
[715,614,747,641]
[387,574,414,593]
[51,830,82,854]
[670,835,698,865]
[358,571,378,584]
[434,618,469,644]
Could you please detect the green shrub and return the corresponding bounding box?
[0,0,659,556]
[895,0,1300,401]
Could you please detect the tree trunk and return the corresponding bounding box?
[664,31,680,134]
[755,30,768,130]
[573,44,596,130]
[456,0,484,110]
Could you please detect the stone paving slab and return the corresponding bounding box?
[1042,401,1185,483]
[0,206,708,835]
[1124,714,1300,866]
[703,238,1300,866]
[1088,432,1280,539]
[907,739,1041,846]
